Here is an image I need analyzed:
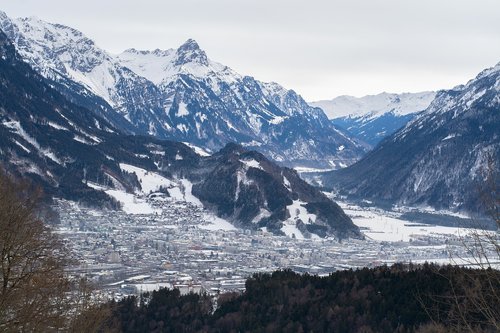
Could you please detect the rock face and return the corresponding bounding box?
[321,64,500,214]
[311,92,436,146]
[0,12,367,169]
[0,29,359,238]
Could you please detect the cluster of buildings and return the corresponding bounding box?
[53,195,469,301]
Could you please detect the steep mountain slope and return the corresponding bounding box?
[0,29,358,238]
[321,64,500,213]
[0,11,172,138]
[189,143,358,238]
[0,11,367,169]
[330,112,416,147]
[0,27,198,207]
[311,92,436,145]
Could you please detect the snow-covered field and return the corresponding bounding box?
[338,201,479,242]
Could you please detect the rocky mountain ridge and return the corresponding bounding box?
[320,63,500,214]
[311,92,436,145]
[0,11,368,169]
[0,28,359,238]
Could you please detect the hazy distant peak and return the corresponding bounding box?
[310,91,437,119]
[476,61,500,81]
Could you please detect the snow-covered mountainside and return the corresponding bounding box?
[0,11,367,169]
[311,92,436,145]
[0,28,359,239]
[320,64,500,214]
[118,40,369,168]
[0,12,166,137]
[312,92,437,119]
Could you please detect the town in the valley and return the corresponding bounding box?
[53,192,487,301]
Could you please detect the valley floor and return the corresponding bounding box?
[52,193,496,301]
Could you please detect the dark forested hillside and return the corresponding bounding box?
[321,62,500,214]
[106,264,500,333]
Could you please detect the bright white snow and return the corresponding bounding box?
[182,142,211,157]
[176,102,190,117]
[311,91,436,119]
[240,158,264,170]
[105,189,160,215]
[119,163,173,194]
[338,201,476,242]
[281,222,305,240]
[286,199,317,225]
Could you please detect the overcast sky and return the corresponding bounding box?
[1,0,499,101]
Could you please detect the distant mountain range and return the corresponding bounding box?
[2,10,497,226]
[0,28,359,239]
[0,11,368,169]
[311,92,436,146]
[319,64,500,214]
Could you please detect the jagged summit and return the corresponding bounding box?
[1,11,368,169]
[118,38,219,85]
[123,47,172,57]
[0,10,8,21]
[475,61,500,81]
[120,38,207,65]
[178,38,201,51]
[174,38,208,66]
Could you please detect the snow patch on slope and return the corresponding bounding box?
[3,120,63,164]
[182,142,211,156]
[105,189,160,215]
[280,199,318,240]
[240,158,264,170]
[286,199,317,225]
[120,163,173,194]
[176,102,189,117]
[281,223,305,240]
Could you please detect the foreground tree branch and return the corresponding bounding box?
[424,154,500,332]
[0,170,70,332]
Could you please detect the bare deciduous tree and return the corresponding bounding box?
[422,154,500,332]
[453,154,500,332]
[67,278,118,333]
[0,170,70,332]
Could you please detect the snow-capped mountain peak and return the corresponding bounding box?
[174,38,208,66]
[10,15,109,73]
[0,11,368,168]
[0,13,125,106]
[311,91,437,119]
[118,38,239,87]
[118,47,176,85]
[310,91,437,146]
